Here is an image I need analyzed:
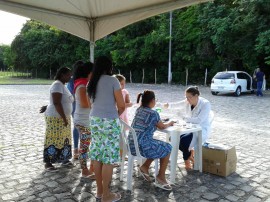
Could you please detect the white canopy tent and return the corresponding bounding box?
[0,0,209,62]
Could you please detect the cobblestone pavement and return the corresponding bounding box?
[0,84,270,202]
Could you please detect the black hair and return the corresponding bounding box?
[54,67,71,80]
[73,61,93,80]
[136,90,155,107]
[72,60,84,77]
[87,56,113,102]
[186,86,200,96]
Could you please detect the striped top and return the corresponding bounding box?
[131,106,160,140]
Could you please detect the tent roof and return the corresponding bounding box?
[0,0,209,42]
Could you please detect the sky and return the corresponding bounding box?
[0,11,29,45]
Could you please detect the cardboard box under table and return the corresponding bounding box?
[202,144,237,177]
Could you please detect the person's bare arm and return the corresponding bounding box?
[125,93,133,108]
[52,92,68,126]
[156,120,174,130]
[78,87,91,108]
[114,89,125,116]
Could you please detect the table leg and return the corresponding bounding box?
[198,130,202,172]
[193,131,202,172]
[166,133,170,143]
[170,131,179,183]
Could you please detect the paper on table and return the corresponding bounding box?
[170,119,187,128]
[185,123,193,128]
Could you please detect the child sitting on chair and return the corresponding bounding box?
[115,74,133,163]
[114,74,133,123]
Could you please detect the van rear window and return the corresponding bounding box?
[214,73,235,79]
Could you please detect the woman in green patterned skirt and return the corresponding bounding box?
[87,56,125,202]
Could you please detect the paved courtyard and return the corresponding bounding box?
[0,84,270,202]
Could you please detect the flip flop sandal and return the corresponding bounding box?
[62,161,74,166]
[138,168,151,182]
[89,174,96,180]
[45,166,58,172]
[81,173,96,180]
[113,163,120,168]
[100,193,121,202]
[154,179,172,191]
[111,193,121,202]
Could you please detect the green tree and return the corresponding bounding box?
[107,15,169,83]
[255,30,270,65]
[199,0,270,75]
[0,45,15,70]
[7,0,270,83]
[12,20,90,78]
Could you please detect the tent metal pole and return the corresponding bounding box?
[88,20,95,63]
[90,42,95,63]
[168,11,172,84]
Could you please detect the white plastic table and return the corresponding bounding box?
[161,124,202,183]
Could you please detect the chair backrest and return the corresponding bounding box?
[120,119,144,159]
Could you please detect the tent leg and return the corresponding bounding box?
[90,41,95,63]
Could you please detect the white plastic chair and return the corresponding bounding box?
[119,120,158,190]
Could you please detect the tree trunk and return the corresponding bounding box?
[142,68,144,84]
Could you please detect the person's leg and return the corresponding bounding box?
[140,159,154,174]
[89,161,94,173]
[179,133,193,160]
[257,82,260,96]
[257,81,262,96]
[94,117,121,201]
[61,117,73,164]
[258,81,263,96]
[44,117,54,169]
[93,160,103,198]
[179,133,193,169]
[44,116,69,170]
[156,153,170,183]
[71,102,79,158]
[73,127,80,158]
[190,149,195,162]
[77,126,92,176]
[137,159,154,181]
[102,164,121,202]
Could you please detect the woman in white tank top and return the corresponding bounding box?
[73,62,94,178]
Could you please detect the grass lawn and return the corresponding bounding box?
[0,71,52,84]
[0,77,53,85]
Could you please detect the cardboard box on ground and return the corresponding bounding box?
[202,143,237,177]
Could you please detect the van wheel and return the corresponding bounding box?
[234,87,241,96]
[211,91,218,95]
